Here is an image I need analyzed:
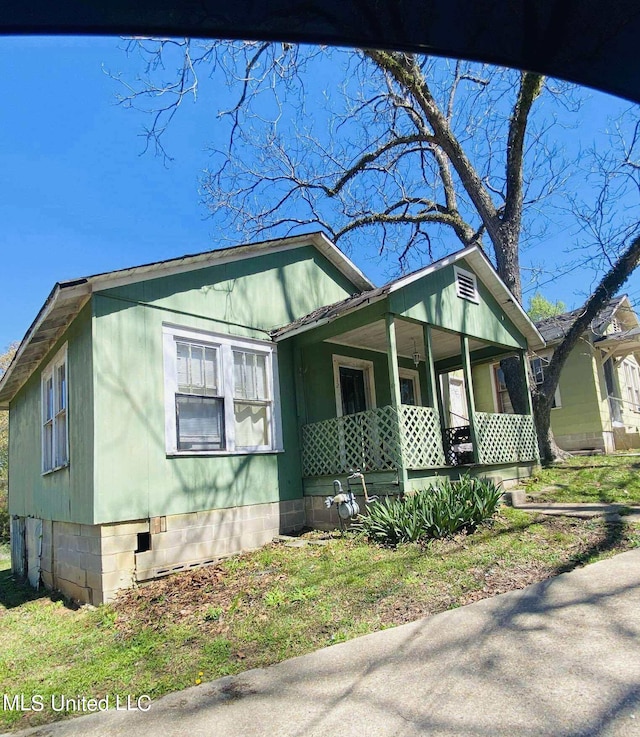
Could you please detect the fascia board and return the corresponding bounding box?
[0,283,90,407]
[84,232,374,295]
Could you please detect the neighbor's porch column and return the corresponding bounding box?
[460,334,480,464]
[386,313,409,490]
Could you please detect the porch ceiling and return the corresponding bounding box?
[325,320,488,361]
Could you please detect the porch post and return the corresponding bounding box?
[385,313,409,491]
[520,349,534,416]
[422,324,440,411]
[460,334,480,464]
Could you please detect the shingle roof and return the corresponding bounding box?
[0,232,373,408]
[269,285,389,340]
[534,296,626,344]
[272,245,545,351]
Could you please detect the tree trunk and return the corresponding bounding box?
[532,393,570,465]
[500,356,529,414]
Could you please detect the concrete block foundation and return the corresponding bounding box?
[13,499,305,605]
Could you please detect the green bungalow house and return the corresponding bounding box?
[0,233,543,604]
[473,296,640,453]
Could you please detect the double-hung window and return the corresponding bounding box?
[233,350,271,450]
[493,356,561,413]
[175,341,224,451]
[164,326,281,454]
[530,356,561,409]
[623,359,640,412]
[42,345,68,473]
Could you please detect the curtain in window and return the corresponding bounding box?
[233,351,267,400]
[177,342,219,396]
[176,395,224,451]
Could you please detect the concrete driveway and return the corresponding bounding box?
[7,548,640,737]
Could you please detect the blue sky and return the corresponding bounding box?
[0,36,638,352]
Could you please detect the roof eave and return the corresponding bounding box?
[0,282,91,409]
[0,232,373,407]
[81,231,374,295]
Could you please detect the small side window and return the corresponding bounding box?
[41,345,69,474]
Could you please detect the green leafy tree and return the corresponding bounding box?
[527,292,567,322]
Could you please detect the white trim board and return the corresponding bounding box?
[332,354,377,418]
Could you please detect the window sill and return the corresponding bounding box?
[166,449,285,458]
[42,463,69,477]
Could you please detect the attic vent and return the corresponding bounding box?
[454,266,479,303]
[610,318,622,333]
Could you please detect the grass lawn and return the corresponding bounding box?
[522,454,640,504]
[1,509,639,733]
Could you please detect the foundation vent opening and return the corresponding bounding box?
[136,532,152,553]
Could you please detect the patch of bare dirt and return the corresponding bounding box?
[112,558,285,637]
[110,516,637,635]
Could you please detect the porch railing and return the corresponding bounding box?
[301,405,445,477]
[475,412,539,465]
[301,407,538,477]
[399,405,446,469]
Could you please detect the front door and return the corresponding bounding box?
[448,377,468,427]
[339,366,368,415]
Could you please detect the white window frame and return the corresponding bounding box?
[332,355,376,417]
[398,367,422,406]
[530,355,562,409]
[163,325,283,455]
[453,266,479,304]
[491,364,514,414]
[41,344,69,474]
[622,358,640,412]
[491,358,561,414]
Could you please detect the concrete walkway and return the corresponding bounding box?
[510,490,640,521]
[6,548,640,737]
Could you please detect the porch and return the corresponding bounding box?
[295,313,540,499]
[301,404,538,478]
[271,247,544,507]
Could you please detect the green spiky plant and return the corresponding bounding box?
[355,474,502,546]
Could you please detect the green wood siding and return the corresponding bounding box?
[471,362,496,412]
[389,260,527,349]
[297,340,427,424]
[91,246,354,523]
[8,304,94,523]
[549,342,605,438]
[101,246,358,338]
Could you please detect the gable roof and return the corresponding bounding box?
[0,232,373,408]
[535,295,629,345]
[272,245,545,351]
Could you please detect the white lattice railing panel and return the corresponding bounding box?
[475,412,539,465]
[301,406,403,477]
[399,405,446,469]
